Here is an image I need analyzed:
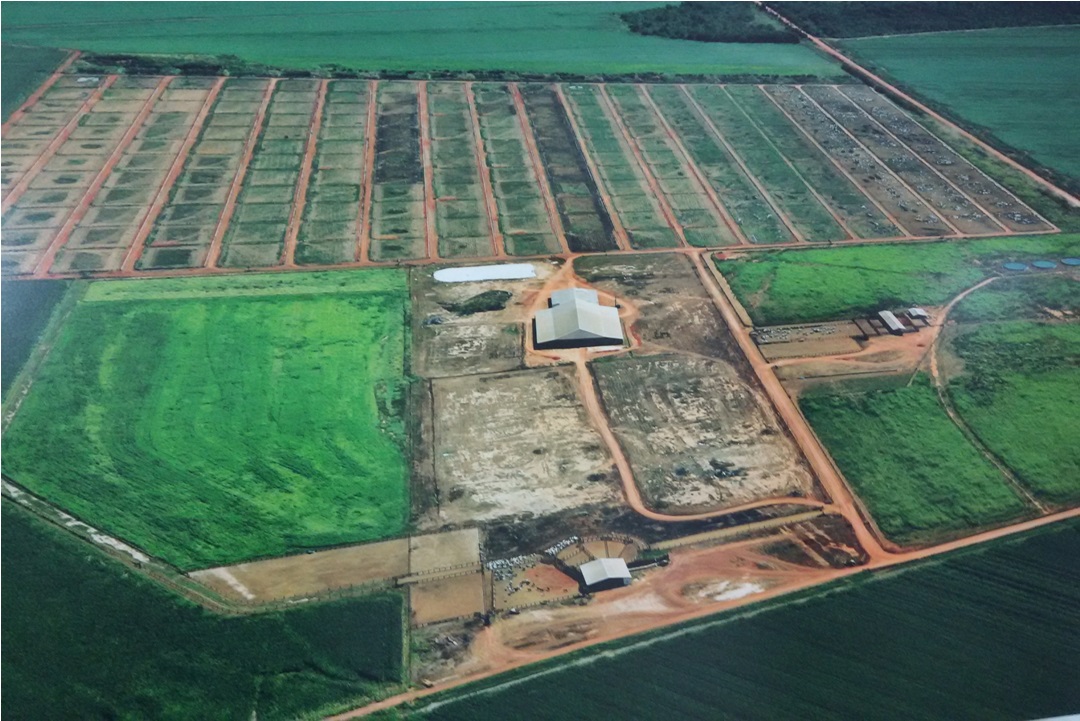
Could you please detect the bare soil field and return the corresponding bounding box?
[428,366,618,527]
[593,354,817,513]
[410,528,481,575]
[410,572,487,626]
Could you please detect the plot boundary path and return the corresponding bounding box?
[32,76,173,277]
[417,81,439,260]
[282,79,327,267]
[509,82,571,255]
[0,49,82,136]
[357,80,380,263]
[121,77,226,272]
[2,74,117,214]
[204,78,278,269]
[638,84,750,246]
[465,82,505,257]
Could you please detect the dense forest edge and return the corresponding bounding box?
[767,1,1080,39]
[621,2,798,44]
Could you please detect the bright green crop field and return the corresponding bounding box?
[0,1,842,76]
[716,233,1080,325]
[800,375,1030,545]
[1,269,411,570]
[842,26,1080,182]
[0,43,68,120]
[405,520,1080,721]
[2,503,405,721]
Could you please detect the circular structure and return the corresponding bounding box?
[1061,257,1080,266]
[1032,260,1057,270]
[1002,262,1028,271]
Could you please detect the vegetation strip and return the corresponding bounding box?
[464,82,504,257]
[120,78,226,272]
[357,79,379,262]
[417,81,439,260]
[508,83,569,255]
[282,79,327,266]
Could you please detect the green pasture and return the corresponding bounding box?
[1,504,405,721]
[0,43,68,120]
[843,26,1080,183]
[1,268,410,570]
[0,279,69,397]
[0,2,842,77]
[800,375,1029,545]
[716,233,1080,325]
[408,520,1080,720]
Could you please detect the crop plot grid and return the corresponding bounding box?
[2,79,1056,278]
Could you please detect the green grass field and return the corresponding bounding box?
[0,43,68,120]
[800,375,1029,545]
[1,269,410,570]
[0,279,69,397]
[407,520,1080,721]
[1,503,405,721]
[716,233,1080,325]
[842,26,1080,183]
[0,1,842,76]
[946,279,1080,506]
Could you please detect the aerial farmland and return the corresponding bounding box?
[1,3,1078,720]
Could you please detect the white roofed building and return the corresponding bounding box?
[534,289,623,349]
[579,557,632,591]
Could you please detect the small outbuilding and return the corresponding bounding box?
[907,307,931,325]
[534,289,623,349]
[878,310,906,335]
[579,558,632,592]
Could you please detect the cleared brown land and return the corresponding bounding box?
[410,528,481,574]
[410,572,486,626]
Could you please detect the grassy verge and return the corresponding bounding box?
[800,375,1030,545]
[1,269,410,569]
[1,502,405,720]
[716,233,1080,325]
[0,279,70,397]
[405,518,1080,720]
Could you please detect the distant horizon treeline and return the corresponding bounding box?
[621,2,800,44]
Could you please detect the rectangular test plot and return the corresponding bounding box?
[369,82,427,262]
[296,79,368,266]
[427,82,492,259]
[472,83,560,257]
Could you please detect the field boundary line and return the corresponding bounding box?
[357,80,379,263]
[757,85,915,238]
[282,78,327,267]
[554,84,631,252]
[2,74,116,214]
[721,86,856,241]
[418,81,439,260]
[679,85,805,244]
[762,4,1080,209]
[795,85,965,237]
[832,85,1010,233]
[120,77,225,273]
[205,77,277,269]
[597,84,688,248]
[1,49,82,136]
[508,83,570,255]
[637,84,750,246]
[32,76,172,277]
[465,82,505,257]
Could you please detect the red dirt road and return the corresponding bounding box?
[357,80,379,263]
[2,74,116,214]
[32,76,172,277]
[465,82,506,257]
[121,78,226,272]
[680,85,806,244]
[638,84,750,246]
[554,84,631,252]
[282,79,327,267]
[205,78,277,269]
[509,83,571,255]
[417,81,439,260]
[762,2,1080,210]
[597,84,689,248]
[0,50,81,136]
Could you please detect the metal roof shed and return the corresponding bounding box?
[579,558,631,589]
[878,310,906,335]
[534,298,623,348]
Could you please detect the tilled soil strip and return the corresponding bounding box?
[553,84,632,252]
[417,81,439,260]
[795,86,964,237]
[637,84,750,246]
[1,51,82,136]
[204,78,278,269]
[282,79,327,267]
[596,84,689,247]
[720,86,857,241]
[121,78,226,272]
[2,75,117,214]
[508,83,571,255]
[465,82,505,257]
[32,76,173,276]
[679,85,806,244]
[357,80,379,263]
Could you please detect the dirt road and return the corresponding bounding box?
[417,81,439,260]
[509,83,570,255]
[464,82,506,258]
[357,80,379,263]
[282,79,326,267]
